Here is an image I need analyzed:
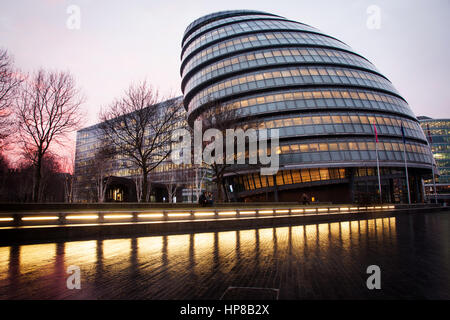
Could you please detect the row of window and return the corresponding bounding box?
[270,122,424,141]
[422,128,450,136]
[434,152,450,160]
[235,167,346,191]
[246,114,425,140]
[182,19,321,60]
[431,144,449,152]
[76,159,200,180]
[183,14,290,48]
[188,66,397,111]
[205,88,413,118]
[419,120,450,130]
[183,46,377,93]
[252,112,418,129]
[279,148,430,164]
[277,140,429,154]
[182,31,350,75]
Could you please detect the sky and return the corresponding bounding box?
[1,0,449,132]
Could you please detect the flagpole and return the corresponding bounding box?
[426,124,438,204]
[374,122,382,203]
[431,156,438,203]
[403,144,411,204]
[376,140,382,203]
[401,123,411,204]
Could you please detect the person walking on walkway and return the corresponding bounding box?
[199,192,208,206]
[301,193,310,205]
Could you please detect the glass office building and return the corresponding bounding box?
[181,10,432,203]
[419,117,450,203]
[74,97,210,203]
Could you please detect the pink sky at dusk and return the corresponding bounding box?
[1,0,449,163]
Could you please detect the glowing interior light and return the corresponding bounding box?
[340,208,349,211]
[0,217,14,222]
[104,214,133,219]
[66,215,99,220]
[388,205,395,209]
[350,207,358,211]
[358,207,367,210]
[329,208,340,211]
[194,212,215,216]
[167,213,191,217]
[138,213,164,218]
[21,216,59,221]
[239,211,256,215]
[318,208,328,212]
[382,206,390,209]
[305,208,316,212]
[291,209,304,213]
[259,210,273,214]
[275,209,289,213]
[367,206,375,210]
[218,211,236,215]
[375,206,382,209]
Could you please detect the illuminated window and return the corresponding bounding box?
[310,169,320,181]
[253,173,261,188]
[348,142,358,150]
[260,175,268,187]
[319,168,330,180]
[283,171,293,184]
[332,115,342,123]
[301,169,311,182]
[276,172,284,185]
[267,175,274,187]
[291,170,301,183]
[309,144,319,152]
[329,143,339,151]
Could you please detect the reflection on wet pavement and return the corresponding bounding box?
[1,212,449,299]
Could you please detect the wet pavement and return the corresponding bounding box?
[0,211,449,299]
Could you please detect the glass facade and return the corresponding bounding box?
[419,118,450,184]
[181,10,432,203]
[73,97,210,202]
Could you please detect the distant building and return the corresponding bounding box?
[73,97,210,203]
[418,116,450,204]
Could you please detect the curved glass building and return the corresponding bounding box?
[181,10,432,203]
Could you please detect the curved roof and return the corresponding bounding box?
[183,10,280,42]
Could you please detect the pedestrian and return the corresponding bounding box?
[301,193,309,205]
[199,192,207,206]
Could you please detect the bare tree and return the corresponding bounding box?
[0,49,23,150]
[198,100,242,202]
[193,164,210,203]
[64,173,74,203]
[90,145,116,202]
[0,152,9,201]
[15,69,84,202]
[165,168,182,203]
[100,81,184,202]
[133,171,145,203]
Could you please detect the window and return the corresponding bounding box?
[291,170,301,183]
[283,171,293,184]
[332,115,342,123]
[310,169,320,181]
[301,170,311,182]
[276,172,284,185]
[329,143,338,151]
[300,144,309,152]
[319,168,330,180]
